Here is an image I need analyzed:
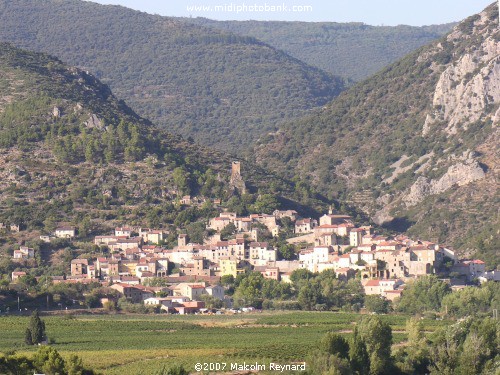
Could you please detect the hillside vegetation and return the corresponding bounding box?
[0,0,344,154]
[0,42,326,237]
[255,4,500,266]
[185,19,453,82]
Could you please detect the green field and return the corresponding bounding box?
[0,312,452,374]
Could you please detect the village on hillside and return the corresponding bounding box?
[2,161,497,315]
[6,172,497,314]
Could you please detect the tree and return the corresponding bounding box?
[25,310,46,345]
[320,332,350,359]
[298,280,322,310]
[143,278,170,287]
[172,167,191,195]
[43,216,57,233]
[232,272,265,308]
[220,222,236,240]
[261,279,293,300]
[440,282,499,318]
[429,317,499,375]
[364,295,389,314]
[84,140,96,162]
[84,294,100,308]
[278,243,296,260]
[33,346,66,375]
[396,276,451,314]
[307,350,353,375]
[185,222,206,244]
[153,365,188,375]
[457,332,488,375]
[220,274,235,286]
[78,216,92,238]
[18,274,38,290]
[357,315,393,374]
[66,354,85,375]
[24,328,33,346]
[349,326,369,375]
[0,353,35,374]
[251,193,279,214]
[395,317,430,374]
[290,268,316,285]
[200,294,223,309]
[429,326,461,375]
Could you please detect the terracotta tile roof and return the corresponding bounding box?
[250,242,269,247]
[297,218,313,224]
[378,241,400,246]
[189,285,206,289]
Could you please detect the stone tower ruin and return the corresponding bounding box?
[229,161,246,194]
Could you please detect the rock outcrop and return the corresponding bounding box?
[85,114,104,129]
[423,29,500,136]
[404,159,486,206]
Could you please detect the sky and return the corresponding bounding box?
[90,0,497,25]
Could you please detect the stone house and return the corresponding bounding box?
[273,210,298,221]
[205,285,225,300]
[180,256,212,277]
[11,271,26,281]
[299,246,330,272]
[139,229,164,244]
[235,217,252,232]
[315,233,337,247]
[319,214,353,226]
[108,238,142,252]
[219,256,239,277]
[376,241,402,251]
[349,228,364,247]
[70,259,89,276]
[173,283,207,301]
[261,267,280,280]
[363,279,402,296]
[13,246,34,260]
[94,235,127,246]
[115,227,133,237]
[55,227,76,238]
[295,218,316,234]
[208,216,232,232]
[110,283,151,303]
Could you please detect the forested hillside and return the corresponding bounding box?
[0,0,344,154]
[0,42,327,236]
[255,4,500,266]
[186,18,453,81]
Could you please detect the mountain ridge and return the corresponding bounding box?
[183,17,454,82]
[0,0,344,154]
[254,3,500,266]
[0,42,330,236]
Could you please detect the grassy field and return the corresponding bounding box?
[0,311,452,374]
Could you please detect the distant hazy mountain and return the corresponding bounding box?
[255,4,500,266]
[185,18,454,82]
[0,0,344,154]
